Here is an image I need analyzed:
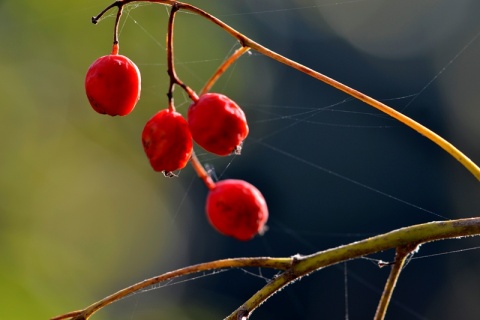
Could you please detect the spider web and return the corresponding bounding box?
[78,1,480,319]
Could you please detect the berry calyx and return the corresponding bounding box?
[85,53,141,116]
[187,93,249,156]
[206,179,268,241]
[142,109,193,176]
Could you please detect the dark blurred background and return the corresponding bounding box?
[1,0,479,319]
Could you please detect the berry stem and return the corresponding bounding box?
[91,0,122,25]
[112,3,123,49]
[200,46,251,96]
[92,0,480,181]
[111,43,119,55]
[190,151,215,190]
[91,1,123,53]
[165,4,179,112]
[166,3,198,109]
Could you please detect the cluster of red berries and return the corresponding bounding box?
[141,92,249,173]
[85,48,268,241]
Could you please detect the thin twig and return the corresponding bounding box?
[166,3,179,110]
[224,218,480,319]
[57,2,480,319]
[190,150,216,190]
[112,4,123,47]
[91,0,480,181]
[53,218,480,320]
[200,46,251,95]
[91,1,122,25]
[373,244,418,320]
[166,3,198,104]
[50,310,82,320]
[52,257,293,320]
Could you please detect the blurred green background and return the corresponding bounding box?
[1,0,479,319]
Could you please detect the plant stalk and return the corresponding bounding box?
[93,0,480,180]
[225,218,480,319]
[373,245,417,320]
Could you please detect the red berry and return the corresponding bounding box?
[187,93,249,156]
[142,109,193,175]
[206,179,268,241]
[85,54,141,116]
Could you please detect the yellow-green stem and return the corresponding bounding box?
[225,218,480,319]
[67,3,480,320]
[373,245,417,320]
[52,218,480,320]
[95,0,480,180]
[51,257,292,320]
[246,42,480,181]
[200,46,251,95]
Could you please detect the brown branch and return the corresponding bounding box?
[91,0,480,180]
[165,3,198,105]
[51,257,293,320]
[200,46,251,95]
[52,218,480,320]
[57,2,480,319]
[373,244,418,320]
[225,218,480,319]
[190,150,216,190]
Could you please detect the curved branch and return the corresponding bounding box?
[60,2,480,320]
[165,3,198,103]
[51,257,292,320]
[92,0,480,180]
[52,218,480,320]
[225,217,480,319]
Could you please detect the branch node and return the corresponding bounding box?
[291,253,303,267]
